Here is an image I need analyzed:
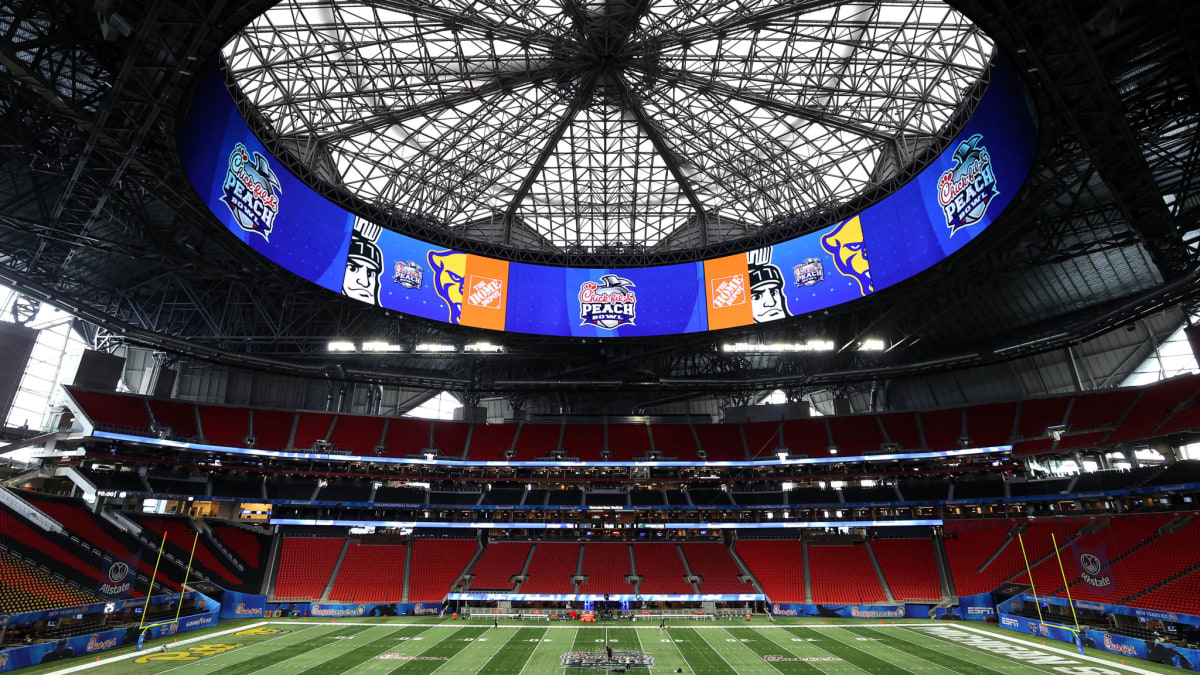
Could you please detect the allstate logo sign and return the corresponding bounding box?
[108,562,129,583]
[1079,553,1112,588]
[100,561,132,596]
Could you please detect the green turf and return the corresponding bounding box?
[24,618,1189,674]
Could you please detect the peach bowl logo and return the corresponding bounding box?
[1102,634,1138,655]
[220,143,281,241]
[579,275,637,330]
[710,274,746,309]
[466,276,503,310]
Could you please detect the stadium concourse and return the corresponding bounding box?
[2,0,1200,673]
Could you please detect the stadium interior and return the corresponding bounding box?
[0,0,1199,673]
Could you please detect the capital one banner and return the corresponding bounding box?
[180,55,1036,337]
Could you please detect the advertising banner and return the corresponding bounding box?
[219,591,266,619]
[267,602,439,618]
[178,53,1038,338]
[997,613,1200,671]
[955,592,997,621]
[769,604,907,619]
[0,610,218,672]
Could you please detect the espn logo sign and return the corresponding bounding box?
[466,276,504,310]
[710,274,746,309]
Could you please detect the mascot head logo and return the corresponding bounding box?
[220,143,281,241]
[747,248,791,323]
[821,215,872,296]
[343,218,383,306]
[428,249,467,324]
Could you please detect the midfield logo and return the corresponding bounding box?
[560,650,654,670]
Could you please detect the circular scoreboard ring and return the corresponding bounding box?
[179,54,1037,339]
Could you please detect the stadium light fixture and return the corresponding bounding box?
[464,342,504,353]
[414,343,457,353]
[327,340,356,352]
[859,338,887,351]
[722,340,835,353]
[362,341,402,353]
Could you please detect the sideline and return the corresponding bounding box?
[46,621,270,674]
[928,623,1163,675]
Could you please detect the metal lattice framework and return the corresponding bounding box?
[222,0,994,252]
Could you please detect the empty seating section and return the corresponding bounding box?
[1066,390,1140,433]
[1019,515,1170,601]
[649,424,698,458]
[964,402,1016,446]
[468,543,531,590]
[68,388,149,432]
[579,543,632,594]
[383,418,432,457]
[737,540,804,602]
[943,520,1016,596]
[0,509,111,595]
[693,423,745,460]
[26,496,181,590]
[251,410,294,451]
[0,554,96,613]
[633,544,693,594]
[292,412,335,449]
[407,539,477,601]
[65,376,1200,466]
[878,412,922,449]
[561,423,605,460]
[148,399,198,438]
[1017,398,1069,438]
[1063,519,1200,605]
[209,525,265,569]
[328,544,405,602]
[197,405,249,447]
[808,544,887,603]
[988,519,1084,587]
[521,543,578,593]
[679,543,753,594]
[329,414,385,454]
[466,424,517,460]
[1137,566,1200,616]
[274,537,344,599]
[432,421,471,457]
[870,539,941,601]
[135,517,242,588]
[826,416,884,455]
[607,424,650,461]
[919,408,962,452]
[780,418,830,456]
[1110,377,1199,442]
[512,423,561,460]
[742,422,782,458]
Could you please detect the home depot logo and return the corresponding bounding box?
[466,276,503,309]
[710,274,746,308]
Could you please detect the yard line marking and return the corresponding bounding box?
[340,625,438,675]
[826,626,957,675]
[691,625,754,673]
[628,627,651,673]
[912,624,1163,675]
[738,627,833,675]
[666,629,700,675]
[45,620,273,674]
[155,625,323,675]
[779,628,870,675]
[818,626,923,675]
[506,627,547,675]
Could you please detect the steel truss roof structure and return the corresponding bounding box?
[222,0,993,254]
[0,0,1197,406]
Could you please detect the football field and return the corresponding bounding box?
[29,618,1184,675]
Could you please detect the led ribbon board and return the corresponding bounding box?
[180,56,1036,337]
[90,431,1010,467]
[267,518,943,529]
